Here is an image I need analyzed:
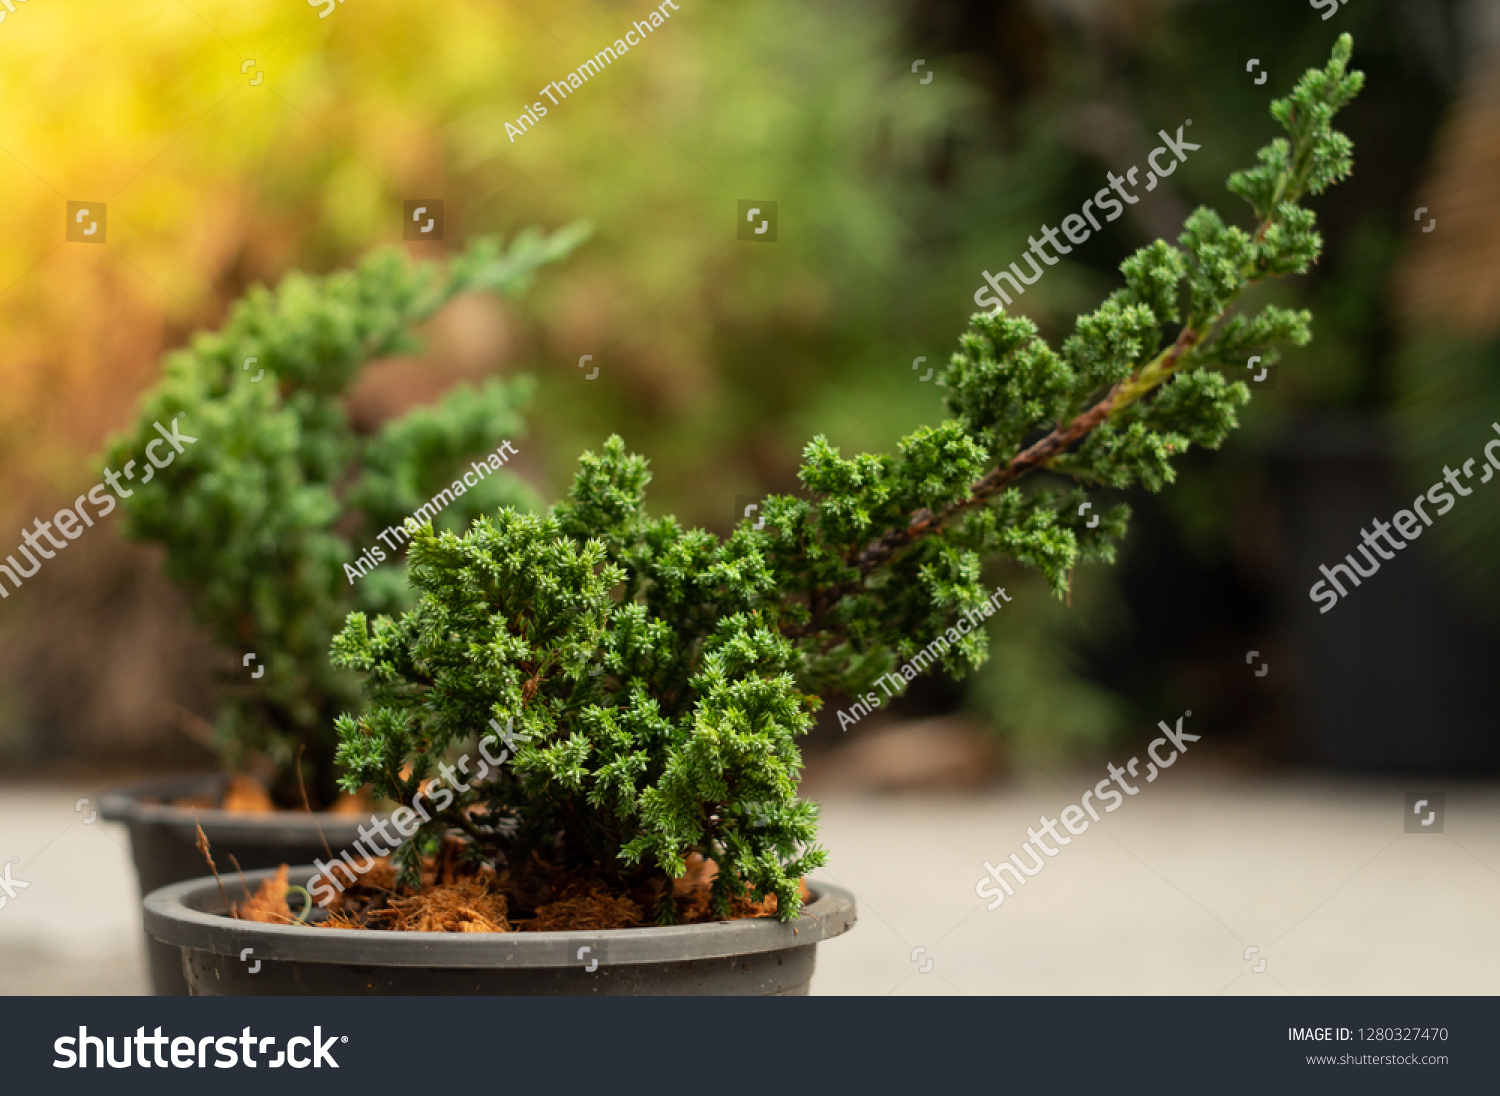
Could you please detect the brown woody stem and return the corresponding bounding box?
[850,322,1202,575]
[787,196,1288,643]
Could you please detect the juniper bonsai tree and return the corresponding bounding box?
[331,39,1363,921]
[107,225,587,806]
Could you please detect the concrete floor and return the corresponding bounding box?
[2,774,1497,995]
[0,784,149,995]
[811,774,1500,995]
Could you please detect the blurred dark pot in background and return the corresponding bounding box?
[1272,413,1500,773]
[101,774,373,996]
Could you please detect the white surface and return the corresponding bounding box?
[2,776,1497,995]
[0,783,149,994]
[808,774,1500,995]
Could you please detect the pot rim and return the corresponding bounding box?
[144,865,857,968]
[99,774,376,838]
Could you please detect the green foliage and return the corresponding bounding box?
[332,41,1361,919]
[107,226,586,804]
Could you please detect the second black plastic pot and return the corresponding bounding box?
[101,775,375,996]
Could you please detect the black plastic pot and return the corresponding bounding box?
[101,775,375,997]
[143,865,857,996]
[1271,415,1500,771]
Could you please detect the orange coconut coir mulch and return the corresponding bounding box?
[235,865,301,924]
[232,842,812,934]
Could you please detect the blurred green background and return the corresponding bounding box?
[2,0,1496,775]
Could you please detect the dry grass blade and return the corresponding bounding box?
[193,819,233,917]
